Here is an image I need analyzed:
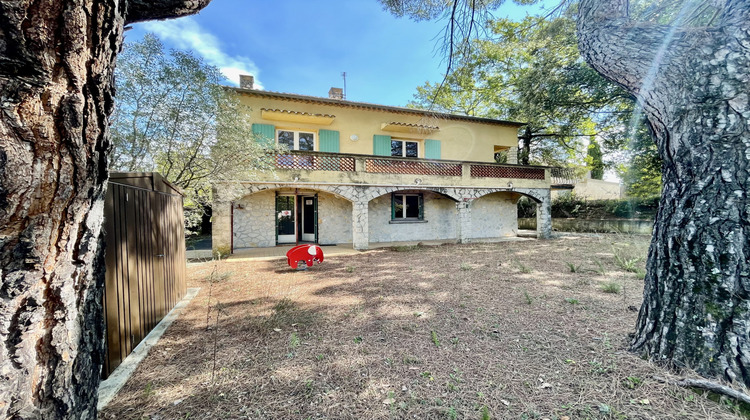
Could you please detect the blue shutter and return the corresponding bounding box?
[424,139,441,160]
[252,123,275,147]
[319,129,340,153]
[373,135,392,156]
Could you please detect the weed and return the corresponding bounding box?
[316,354,325,361]
[515,260,532,273]
[143,382,155,397]
[623,376,643,389]
[403,355,421,365]
[431,330,441,347]
[601,282,621,294]
[593,260,607,275]
[346,266,356,273]
[460,262,473,271]
[523,290,533,305]
[480,405,491,420]
[589,360,616,374]
[451,337,460,345]
[354,336,363,344]
[634,268,646,279]
[565,261,582,273]
[613,250,642,273]
[421,371,434,381]
[564,298,579,305]
[447,406,458,419]
[289,332,300,348]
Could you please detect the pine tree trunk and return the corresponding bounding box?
[0,1,210,418]
[578,0,750,385]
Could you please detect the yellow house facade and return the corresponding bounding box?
[212,76,553,253]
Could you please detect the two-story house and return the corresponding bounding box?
[212,75,552,253]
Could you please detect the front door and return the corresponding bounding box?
[300,196,317,242]
[276,195,296,243]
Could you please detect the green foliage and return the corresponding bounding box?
[586,140,604,180]
[111,34,274,234]
[551,194,659,220]
[409,13,630,170]
[600,282,622,294]
[431,330,441,347]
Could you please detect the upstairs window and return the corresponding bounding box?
[277,130,315,151]
[391,139,419,158]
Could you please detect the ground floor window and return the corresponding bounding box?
[391,193,423,220]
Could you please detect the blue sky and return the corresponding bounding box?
[129,1,553,107]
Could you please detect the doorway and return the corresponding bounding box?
[275,193,318,244]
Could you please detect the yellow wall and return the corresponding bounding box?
[238,92,520,163]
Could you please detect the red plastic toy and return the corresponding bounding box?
[286,244,324,269]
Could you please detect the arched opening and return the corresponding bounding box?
[472,191,521,240]
[366,189,459,245]
[513,192,545,238]
[232,187,353,250]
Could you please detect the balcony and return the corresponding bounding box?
[258,150,551,189]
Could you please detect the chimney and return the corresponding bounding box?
[328,87,343,100]
[239,75,254,90]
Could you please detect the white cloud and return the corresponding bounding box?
[142,17,263,89]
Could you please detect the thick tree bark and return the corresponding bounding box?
[578,0,750,385]
[0,1,210,418]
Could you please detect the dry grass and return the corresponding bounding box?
[99,234,746,420]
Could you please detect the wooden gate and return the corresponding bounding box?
[102,172,186,378]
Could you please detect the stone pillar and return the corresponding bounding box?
[507,146,519,164]
[211,186,234,256]
[456,200,473,243]
[352,200,369,250]
[535,189,552,239]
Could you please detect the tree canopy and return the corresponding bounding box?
[110,34,270,229]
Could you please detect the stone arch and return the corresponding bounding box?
[224,182,357,203]
[360,185,462,203]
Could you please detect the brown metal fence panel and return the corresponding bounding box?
[102,173,185,378]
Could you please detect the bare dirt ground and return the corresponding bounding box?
[100,234,746,419]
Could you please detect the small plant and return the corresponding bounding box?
[353,336,363,344]
[143,382,155,397]
[565,261,581,273]
[634,268,646,279]
[289,332,300,348]
[480,405,491,420]
[451,337,460,345]
[614,251,641,273]
[346,266,356,273]
[523,290,533,305]
[420,371,434,380]
[431,330,441,347]
[594,260,607,275]
[447,406,458,419]
[623,376,643,389]
[515,260,532,273]
[601,282,621,294]
[316,354,325,361]
[564,298,579,305]
[460,262,473,271]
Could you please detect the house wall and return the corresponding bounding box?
[232,189,353,249]
[233,190,276,248]
[552,178,623,200]
[238,92,520,163]
[367,191,458,243]
[470,192,518,239]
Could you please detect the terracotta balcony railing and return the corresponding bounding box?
[262,150,552,188]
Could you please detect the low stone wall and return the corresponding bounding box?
[518,217,653,234]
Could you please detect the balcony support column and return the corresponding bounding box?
[536,189,552,239]
[352,199,369,250]
[456,200,473,244]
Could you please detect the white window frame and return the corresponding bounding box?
[277,129,316,151]
[391,139,419,158]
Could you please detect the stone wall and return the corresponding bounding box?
[367,191,458,243]
[232,190,353,248]
[317,192,352,244]
[470,192,518,239]
[234,190,276,248]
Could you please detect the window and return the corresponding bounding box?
[277,130,315,151]
[391,139,419,157]
[392,193,423,220]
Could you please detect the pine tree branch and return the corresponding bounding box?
[125,0,212,24]
[653,376,750,405]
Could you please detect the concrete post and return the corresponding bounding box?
[456,200,473,243]
[211,192,233,255]
[536,189,552,239]
[352,200,369,250]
